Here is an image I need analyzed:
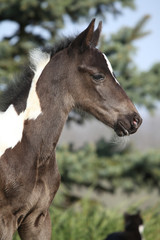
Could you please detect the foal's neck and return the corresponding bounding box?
[23,50,73,157]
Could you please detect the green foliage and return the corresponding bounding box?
[0,0,135,83]
[57,141,160,195]
[51,200,122,240]
[13,199,160,240]
[51,200,160,240]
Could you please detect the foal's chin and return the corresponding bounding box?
[114,129,131,137]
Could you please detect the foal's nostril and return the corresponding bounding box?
[131,113,142,129]
[132,118,139,127]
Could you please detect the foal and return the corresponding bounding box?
[0,19,142,239]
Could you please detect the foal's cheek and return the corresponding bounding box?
[95,83,110,102]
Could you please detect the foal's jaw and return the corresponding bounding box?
[90,107,142,137]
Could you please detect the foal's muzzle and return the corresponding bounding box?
[114,113,142,137]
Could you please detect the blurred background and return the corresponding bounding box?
[0,0,160,239]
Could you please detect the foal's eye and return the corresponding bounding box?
[92,74,104,82]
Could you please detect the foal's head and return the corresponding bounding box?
[66,19,142,136]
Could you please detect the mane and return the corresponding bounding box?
[43,36,74,58]
[0,36,75,112]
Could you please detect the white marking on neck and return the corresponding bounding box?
[25,49,50,120]
[0,49,50,157]
[102,53,120,85]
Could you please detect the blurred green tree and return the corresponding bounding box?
[55,141,160,205]
[0,0,135,84]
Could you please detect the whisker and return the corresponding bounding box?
[109,133,130,151]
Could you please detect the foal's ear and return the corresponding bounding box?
[68,19,95,53]
[90,21,102,47]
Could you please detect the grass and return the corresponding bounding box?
[13,199,160,240]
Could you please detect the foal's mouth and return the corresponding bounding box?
[115,122,130,136]
[114,122,130,137]
[114,114,142,137]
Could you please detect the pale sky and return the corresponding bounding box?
[105,0,160,71]
[60,0,160,71]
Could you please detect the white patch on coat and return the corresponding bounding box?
[0,49,50,157]
[102,53,120,85]
[0,105,24,157]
